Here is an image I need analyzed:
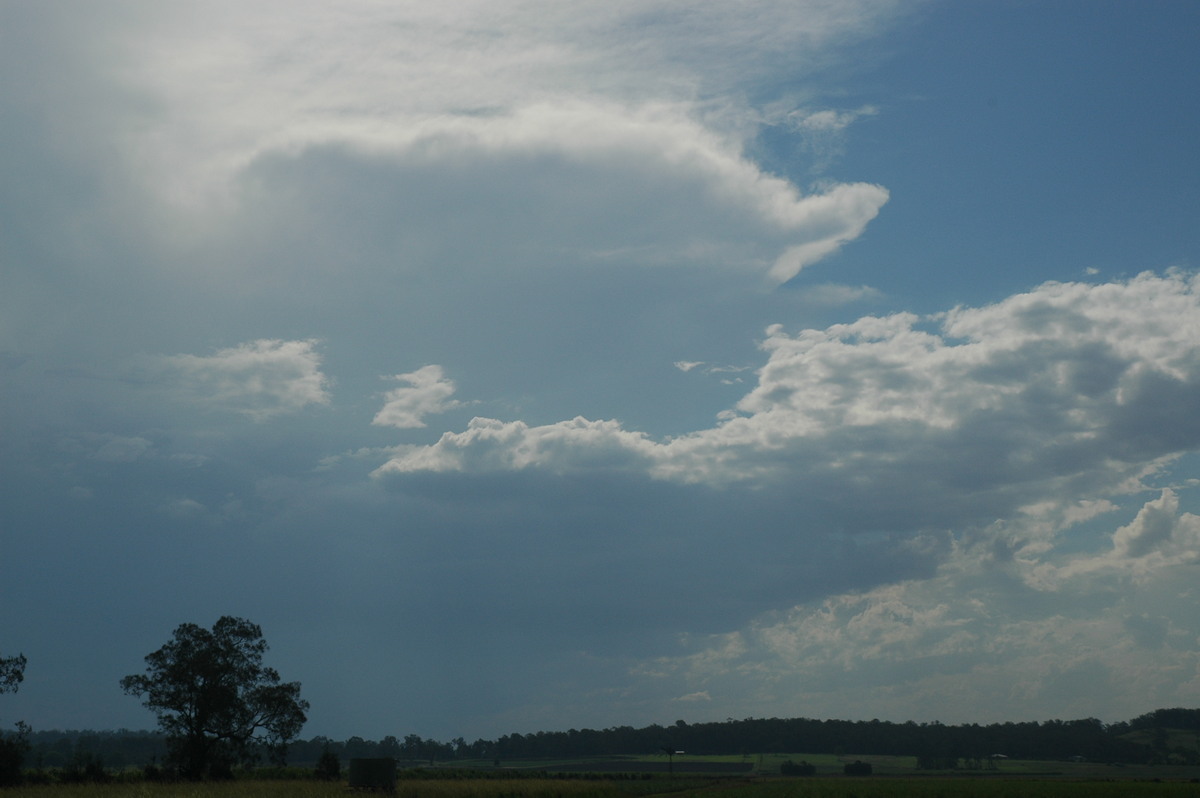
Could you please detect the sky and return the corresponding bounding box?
[3,1,1200,743]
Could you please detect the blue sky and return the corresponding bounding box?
[4,1,1200,742]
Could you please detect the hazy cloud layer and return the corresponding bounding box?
[643,483,1200,725]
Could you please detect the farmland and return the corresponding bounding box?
[4,775,1200,798]
[6,753,1200,798]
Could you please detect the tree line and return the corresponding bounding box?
[464,711,1199,766]
[15,708,1200,776]
[6,617,1200,784]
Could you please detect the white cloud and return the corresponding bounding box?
[11,0,1198,741]
[41,2,895,281]
[109,1,906,178]
[161,497,206,519]
[674,691,711,703]
[1111,489,1195,559]
[788,106,880,134]
[801,283,884,305]
[378,272,1200,536]
[91,434,154,462]
[783,105,880,172]
[635,486,1200,723]
[765,182,888,282]
[673,361,752,379]
[223,101,889,285]
[158,339,331,420]
[373,365,462,429]
[374,416,658,477]
[1039,488,1200,586]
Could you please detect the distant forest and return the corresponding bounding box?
[22,708,1200,771]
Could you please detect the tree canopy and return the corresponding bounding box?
[120,616,308,779]
[0,653,25,695]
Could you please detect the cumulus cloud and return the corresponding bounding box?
[379,272,1200,535]
[1039,488,1200,586]
[157,339,331,420]
[373,365,462,429]
[1111,489,1196,559]
[375,416,658,477]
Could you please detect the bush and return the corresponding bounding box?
[843,760,873,776]
[58,748,112,783]
[780,759,815,776]
[314,745,341,780]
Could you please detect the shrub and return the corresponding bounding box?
[779,759,815,776]
[58,748,112,783]
[314,745,341,780]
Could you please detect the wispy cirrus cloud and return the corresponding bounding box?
[784,105,880,172]
[798,283,885,306]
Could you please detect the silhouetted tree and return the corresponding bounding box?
[0,651,29,786]
[0,654,24,694]
[120,616,308,779]
[314,743,341,780]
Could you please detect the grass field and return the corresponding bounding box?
[0,780,625,798]
[6,778,1200,798]
[8,754,1200,798]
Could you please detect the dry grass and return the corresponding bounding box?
[1,779,626,798]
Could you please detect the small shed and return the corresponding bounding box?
[348,757,397,792]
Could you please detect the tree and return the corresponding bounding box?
[0,651,29,786]
[120,616,308,779]
[0,653,24,695]
[313,743,341,781]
